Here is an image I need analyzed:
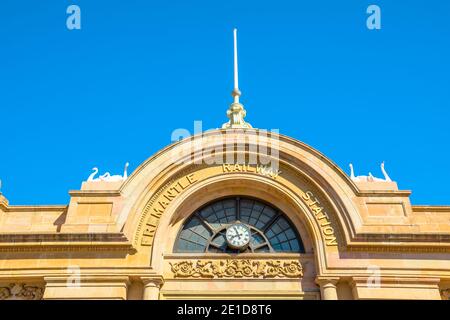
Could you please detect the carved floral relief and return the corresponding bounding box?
[170,259,303,279]
[0,283,44,300]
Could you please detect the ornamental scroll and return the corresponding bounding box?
[0,283,44,300]
[170,259,303,279]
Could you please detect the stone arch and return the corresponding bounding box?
[117,130,363,278]
[149,173,332,271]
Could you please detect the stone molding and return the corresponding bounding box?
[0,233,128,243]
[0,233,134,253]
[315,276,340,286]
[170,259,303,279]
[43,275,130,300]
[68,190,122,197]
[140,276,164,287]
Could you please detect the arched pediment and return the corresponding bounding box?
[116,129,370,274]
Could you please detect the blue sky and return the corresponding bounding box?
[0,0,449,205]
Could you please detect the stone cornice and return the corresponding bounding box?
[68,190,122,197]
[412,205,450,212]
[349,233,450,247]
[0,232,128,242]
[0,243,135,253]
[0,233,135,253]
[0,268,160,279]
[43,275,131,284]
[351,232,450,243]
[342,232,450,252]
[350,276,441,286]
[356,190,412,197]
[347,242,450,253]
[0,204,67,212]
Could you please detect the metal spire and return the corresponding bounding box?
[232,28,241,103]
[222,28,252,129]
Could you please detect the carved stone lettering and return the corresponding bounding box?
[222,163,281,179]
[141,173,198,246]
[301,190,338,246]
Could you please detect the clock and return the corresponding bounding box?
[225,223,251,250]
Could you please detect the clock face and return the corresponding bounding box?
[225,223,251,249]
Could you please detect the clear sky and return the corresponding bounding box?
[1,0,449,205]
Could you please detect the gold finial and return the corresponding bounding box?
[222,28,252,129]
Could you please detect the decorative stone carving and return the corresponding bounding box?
[441,288,450,300]
[139,173,198,246]
[170,259,303,279]
[349,162,392,182]
[0,283,44,300]
[222,102,252,129]
[86,162,129,183]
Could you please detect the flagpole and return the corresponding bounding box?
[233,28,241,103]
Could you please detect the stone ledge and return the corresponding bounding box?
[69,190,122,197]
[0,232,135,253]
[0,232,129,243]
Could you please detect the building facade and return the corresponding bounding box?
[1,28,449,301]
[0,128,449,300]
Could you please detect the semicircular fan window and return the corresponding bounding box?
[174,197,305,253]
